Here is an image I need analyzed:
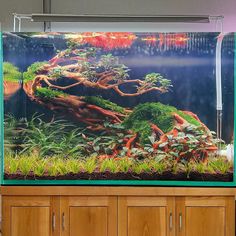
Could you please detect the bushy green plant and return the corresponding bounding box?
[23,61,47,82]
[143,73,172,91]
[3,62,22,82]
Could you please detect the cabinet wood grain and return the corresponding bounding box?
[176,196,235,236]
[118,196,175,236]
[3,196,54,236]
[60,196,117,236]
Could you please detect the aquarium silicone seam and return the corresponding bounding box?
[0,32,4,185]
[234,32,236,186]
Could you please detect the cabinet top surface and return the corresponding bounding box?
[1,186,236,196]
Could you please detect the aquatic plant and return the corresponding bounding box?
[3,62,22,82]
[208,157,232,174]
[23,61,48,82]
[123,102,201,144]
[82,157,97,174]
[17,156,34,176]
[65,159,82,174]
[84,96,126,114]
[117,158,133,173]
[4,151,233,179]
[11,115,87,157]
[153,125,218,163]
[4,152,19,174]
[99,159,118,173]
[4,115,27,152]
[143,73,172,92]
[35,87,67,99]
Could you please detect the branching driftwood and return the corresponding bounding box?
[23,47,217,160]
[24,48,170,131]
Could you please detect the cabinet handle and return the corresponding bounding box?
[169,212,173,230]
[179,213,182,231]
[62,212,65,231]
[52,212,56,232]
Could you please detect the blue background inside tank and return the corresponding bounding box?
[3,32,235,143]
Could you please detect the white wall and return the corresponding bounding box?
[0,0,235,31]
[0,0,43,31]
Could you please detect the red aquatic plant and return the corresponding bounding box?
[69,32,137,50]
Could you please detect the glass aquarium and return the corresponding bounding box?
[1,32,235,185]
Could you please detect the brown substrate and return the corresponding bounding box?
[4,171,233,182]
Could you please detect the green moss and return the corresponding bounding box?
[23,61,47,82]
[35,87,67,99]
[124,102,175,144]
[176,111,201,127]
[84,96,126,114]
[3,62,22,82]
[124,102,201,144]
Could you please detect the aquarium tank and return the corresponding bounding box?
[1,32,235,186]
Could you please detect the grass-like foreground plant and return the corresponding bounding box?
[4,152,233,179]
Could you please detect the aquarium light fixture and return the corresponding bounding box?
[30,14,215,23]
[12,13,224,32]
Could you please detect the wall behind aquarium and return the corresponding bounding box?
[0,0,235,31]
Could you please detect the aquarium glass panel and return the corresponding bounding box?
[1,32,235,185]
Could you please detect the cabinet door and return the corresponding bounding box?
[2,196,59,236]
[61,196,117,236]
[176,196,235,236]
[118,196,175,236]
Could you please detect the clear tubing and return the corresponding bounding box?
[215,33,225,145]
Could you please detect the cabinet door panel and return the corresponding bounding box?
[185,206,225,236]
[3,196,55,236]
[61,196,117,236]
[69,206,107,236]
[11,206,50,236]
[128,206,167,236]
[176,196,235,236]
[118,197,174,236]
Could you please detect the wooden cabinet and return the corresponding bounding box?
[176,196,235,236]
[2,195,117,236]
[118,196,235,236]
[118,196,175,236]
[60,196,117,236]
[2,196,58,236]
[1,187,235,236]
